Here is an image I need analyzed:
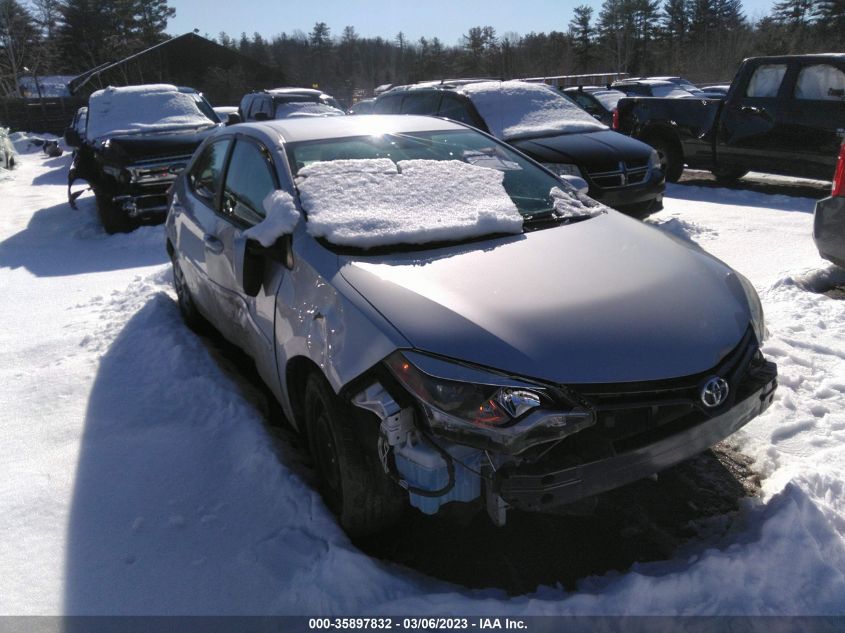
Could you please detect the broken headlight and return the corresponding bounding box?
[385,351,544,429]
[383,351,596,454]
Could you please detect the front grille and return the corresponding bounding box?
[514,328,762,465]
[587,159,650,189]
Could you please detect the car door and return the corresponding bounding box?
[778,61,845,179]
[205,136,282,360]
[717,61,790,172]
[172,136,234,320]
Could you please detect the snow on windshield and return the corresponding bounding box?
[297,158,523,248]
[86,84,215,140]
[462,80,607,140]
[274,101,345,119]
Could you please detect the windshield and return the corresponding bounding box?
[461,81,608,140]
[287,129,602,251]
[592,90,626,110]
[652,84,696,98]
[86,84,216,140]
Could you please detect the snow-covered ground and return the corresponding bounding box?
[1,146,844,615]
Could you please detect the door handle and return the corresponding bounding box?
[740,105,762,115]
[202,233,224,254]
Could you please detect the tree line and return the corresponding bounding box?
[1,0,845,100]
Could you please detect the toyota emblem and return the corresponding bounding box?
[700,376,730,408]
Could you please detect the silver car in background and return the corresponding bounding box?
[165,115,777,536]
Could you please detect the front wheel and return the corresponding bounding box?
[304,373,405,536]
[648,136,684,183]
[95,191,134,234]
[171,255,207,332]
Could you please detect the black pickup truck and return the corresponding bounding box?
[613,54,845,182]
[67,84,222,233]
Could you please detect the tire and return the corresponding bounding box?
[304,372,405,536]
[711,167,748,182]
[648,136,684,183]
[95,191,134,234]
[171,255,207,332]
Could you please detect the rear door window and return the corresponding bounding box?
[221,140,277,226]
[374,94,403,114]
[249,96,273,120]
[438,94,480,126]
[189,138,232,206]
[745,64,787,98]
[400,92,441,115]
[794,64,845,100]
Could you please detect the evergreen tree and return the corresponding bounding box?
[0,0,40,95]
[569,5,595,71]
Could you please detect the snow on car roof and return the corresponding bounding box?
[296,158,523,248]
[86,84,216,140]
[252,114,462,143]
[461,80,607,141]
[274,102,344,119]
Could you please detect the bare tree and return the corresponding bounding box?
[0,0,40,96]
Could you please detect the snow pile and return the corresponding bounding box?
[462,81,607,140]
[297,158,523,248]
[274,102,344,119]
[243,191,300,246]
[86,84,216,141]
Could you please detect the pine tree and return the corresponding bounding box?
[0,0,40,96]
[569,5,595,71]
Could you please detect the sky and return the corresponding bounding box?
[168,0,777,47]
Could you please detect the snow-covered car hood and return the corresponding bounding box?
[339,211,754,384]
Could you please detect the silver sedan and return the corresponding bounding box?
[165,115,777,535]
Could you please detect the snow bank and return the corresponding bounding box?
[462,81,607,140]
[86,84,215,140]
[243,191,300,246]
[274,102,344,119]
[297,158,523,248]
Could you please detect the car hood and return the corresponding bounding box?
[96,125,219,164]
[511,129,651,169]
[339,212,753,384]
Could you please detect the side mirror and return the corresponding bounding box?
[226,112,241,126]
[253,111,270,122]
[236,235,294,297]
[561,175,589,196]
[65,127,81,148]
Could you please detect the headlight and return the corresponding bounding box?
[648,149,660,171]
[737,272,766,343]
[543,162,583,178]
[383,351,596,453]
[385,352,543,429]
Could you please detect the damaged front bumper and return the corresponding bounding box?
[354,342,777,526]
[496,360,777,512]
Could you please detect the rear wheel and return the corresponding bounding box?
[304,372,405,536]
[648,136,684,183]
[95,191,134,234]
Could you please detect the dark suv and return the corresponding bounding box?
[238,88,344,121]
[374,80,665,216]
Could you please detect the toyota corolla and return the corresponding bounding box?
[165,115,777,536]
